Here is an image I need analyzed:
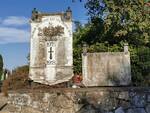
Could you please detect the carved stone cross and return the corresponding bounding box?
[48,47,54,59]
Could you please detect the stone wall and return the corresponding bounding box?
[1,87,149,113]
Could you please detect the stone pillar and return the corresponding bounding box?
[82,43,87,56]
[82,43,88,81]
[124,43,129,54]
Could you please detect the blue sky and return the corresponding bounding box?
[0,0,88,70]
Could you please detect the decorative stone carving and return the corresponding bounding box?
[38,25,64,41]
[43,25,64,40]
[43,25,64,37]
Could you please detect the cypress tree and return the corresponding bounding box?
[0,54,3,80]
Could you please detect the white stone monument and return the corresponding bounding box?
[29,8,73,85]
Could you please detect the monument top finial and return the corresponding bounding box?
[31,8,39,21]
[65,7,72,21]
[83,42,87,56]
[124,43,129,54]
[32,8,38,14]
[66,7,72,12]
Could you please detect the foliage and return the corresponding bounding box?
[73,45,82,74]
[11,65,29,76]
[85,0,150,45]
[0,54,3,80]
[73,0,150,86]
[130,46,150,86]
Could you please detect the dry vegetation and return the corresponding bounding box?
[1,65,29,96]
[1,65,71,96]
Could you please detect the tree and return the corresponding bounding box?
[0,54,3,80]
[85,0,150,45]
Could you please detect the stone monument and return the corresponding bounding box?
[82,44,131,86]
[29,8,73,85]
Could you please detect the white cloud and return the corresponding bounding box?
[0,16,30,44]
[0,27,30,44]
[2,16,28,26]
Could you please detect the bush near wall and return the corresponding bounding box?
[1,65,29,96]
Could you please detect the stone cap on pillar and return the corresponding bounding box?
[83,43,87,56]
[65,7,72,21]
[124,43,129,54]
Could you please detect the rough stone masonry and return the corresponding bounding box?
[1,87,149,113]
[29,7,73,85]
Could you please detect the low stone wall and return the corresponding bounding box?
[2,87,150,113]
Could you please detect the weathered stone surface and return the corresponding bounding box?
[127,108,147,113]
[0,94,7,110]
[84,91,118,111]
[115,107,125,113]
[0,105,43,113]
[145,104,150,113]
[21,106,42,113]
[119,100,130,109]
[77,104,97,113]
[0,111,9,113]
[29,8,73,85]
[131,94,146,107]
[147,95,150,102]
[126,109,134,113]
[8,93,31,106]
[118,92,129,100]
[132,108,146,113]
[2,88,149,113]
[82,52,131,86]
[1,104,19,113]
